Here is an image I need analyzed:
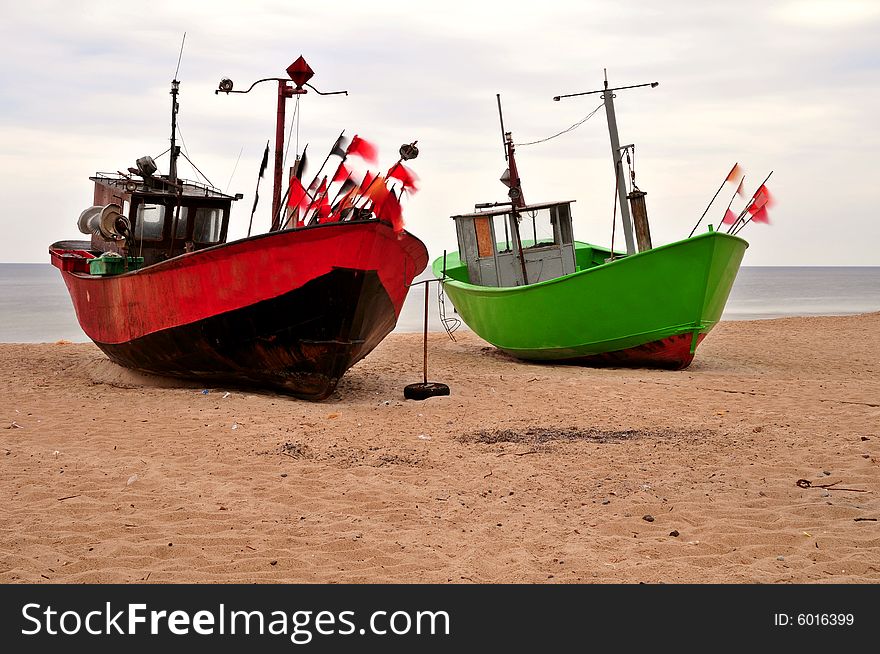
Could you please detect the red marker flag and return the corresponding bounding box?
[360,170,375,192]
[381,191,404,233]
[387,163,419,193]
[332,162,350,184]
[722,208,738,225]
[735,178,745,197]
[347,135,379,165]
[748,184,774,213]
[287,176,309,211]
[750,206,770,224]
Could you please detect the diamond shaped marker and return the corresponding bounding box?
[286,56,314,88]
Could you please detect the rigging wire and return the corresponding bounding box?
[151,146,172,161]
[624,144,637,192]
[609,158,621,262]
[281,96,300,173]
[295,96,301,163]
[180,150,215,189]
[277,97,302,228]
[225,146,244,194]
[175,123,215,188]
[515,102,604,147]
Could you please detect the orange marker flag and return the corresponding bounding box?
[725,163,743,183]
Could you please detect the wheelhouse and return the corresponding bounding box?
[89,172,238,266]
[451,200,577,287]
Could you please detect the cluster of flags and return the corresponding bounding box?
[283,134,419,233]
[719,163,775,231]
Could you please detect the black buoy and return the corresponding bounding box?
[404,280,449,400]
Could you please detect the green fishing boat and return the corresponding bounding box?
[433,76,748,369]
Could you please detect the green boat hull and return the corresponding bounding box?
[432,231,748,369]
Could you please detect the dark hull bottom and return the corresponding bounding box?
[95,267,396,400]
[512,333,706,371]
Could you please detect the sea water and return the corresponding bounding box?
[0,263,878,343]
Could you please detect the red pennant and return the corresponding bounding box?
[722,208,738,225]
[332,162,350,184]
[347,135,378,165]
[360,170,375,190]
[287,176,309,211]
[748,184,774,214]
[387,162,419,193]
[750,206,770,224]
[382,192,404,233]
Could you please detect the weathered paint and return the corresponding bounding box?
[96,267,397,400]
[54,219,426,344]
[51,219,427,398]
[559,333,706,370]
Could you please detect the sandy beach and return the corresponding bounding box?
[1,313,878,584]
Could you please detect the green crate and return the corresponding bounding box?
[88,256,144,276]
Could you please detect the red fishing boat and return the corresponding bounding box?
[49,57,428,400]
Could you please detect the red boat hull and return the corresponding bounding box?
[555,333,705,370]
[52,220,428,399]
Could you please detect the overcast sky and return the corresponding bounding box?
[1,0,878,265]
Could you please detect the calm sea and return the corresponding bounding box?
[0,263,878,343]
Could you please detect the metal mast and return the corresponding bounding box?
[169,80,180,184]
[554,72,658,256]
[215,56,347,232]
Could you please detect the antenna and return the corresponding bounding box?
[174,32,186,80]
[496,94,508,161]
[168,33,187,184]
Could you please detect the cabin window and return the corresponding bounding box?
[494,214,511,253]
[552,204,573,244]
[193,207,223,243]
[520,208,557,249]
[174,207,189,238]
[136,203,166,241]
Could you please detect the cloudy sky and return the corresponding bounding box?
[1,0,878,265]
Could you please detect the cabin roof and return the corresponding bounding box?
[90,172,238,201]
[452,200,576,220]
